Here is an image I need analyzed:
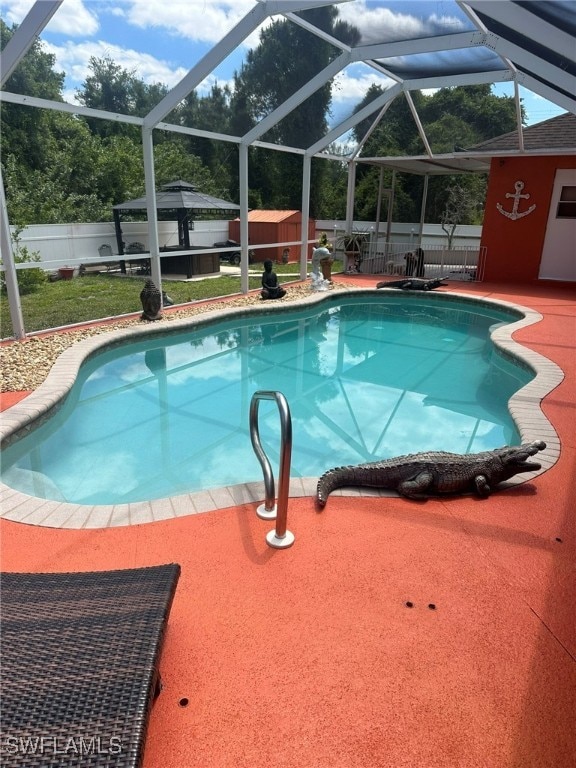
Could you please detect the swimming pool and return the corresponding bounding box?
[1,292,536,506]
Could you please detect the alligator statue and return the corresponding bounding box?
[376,277,448,291]
[316,441,546,507]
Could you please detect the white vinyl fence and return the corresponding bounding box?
[3,220,230,275]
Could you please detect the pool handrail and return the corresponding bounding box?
[249,390,295,549]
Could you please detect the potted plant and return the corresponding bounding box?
[58,266,75,280]
[336,231,369,273]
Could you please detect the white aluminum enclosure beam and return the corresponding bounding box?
[404,91,433,157]
[306,81,403,156]
[300,155,312,280]
[464,0,576,61]
[253,140,306,155]
[0,0,62,86]
[514,81,524,153]
[142,128,162,296]
[404,68,513,92]
[351,31,486,62]
[488,37,575,98]
[0,90,331,159]
[0,91,145,126]
[143,0,341,130]
[350,99,395,160]
[143,3,269,129]
[284,9,351,50]
[241,51,351,145]
[238,145,250,294]
[360,148,576,165]
[156,122,241,144]
[515,73,576,116]
[261,0,348,10]
[285,14,401,85]
[0,166,25,339]
[345,162,357,234]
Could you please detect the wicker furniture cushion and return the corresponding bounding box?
[0,564,181,768]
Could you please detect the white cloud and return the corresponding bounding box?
[44,39,189,89]
[338,0,465,45]
[122,0,257,44]
[332,66,392,107]
[330,65,394,127]
[2,0,99,36]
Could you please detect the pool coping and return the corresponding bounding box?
[0,288,564,529]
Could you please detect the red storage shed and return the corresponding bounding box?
[229,210,315,264]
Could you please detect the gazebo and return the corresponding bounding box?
[112,180,241,277]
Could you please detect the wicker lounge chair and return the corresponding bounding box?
[0,563,181,768]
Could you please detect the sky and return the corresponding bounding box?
[1,0,568,131]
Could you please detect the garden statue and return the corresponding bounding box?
[310,246,332,290]
[377,277,447,291]
[310,233,334,291]
[140,278,163,320]
[316,441,546,507]
[261,260,286,300]
[414,246,425,277]
[404,252,416,275]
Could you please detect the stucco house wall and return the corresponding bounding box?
[480,154,576,283]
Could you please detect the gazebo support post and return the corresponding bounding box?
[113,209,125,256]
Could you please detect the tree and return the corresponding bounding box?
[439,180,484,247]
[0,21,64,171]
[75,56,168,138]
[424,85,520,141]
[153,141,218,193]
[229,6,359,214]
[170,84,236,198]
[348,84,519,224]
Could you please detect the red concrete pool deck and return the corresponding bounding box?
[1,278,575,767]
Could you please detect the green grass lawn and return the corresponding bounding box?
[0,260,342,338]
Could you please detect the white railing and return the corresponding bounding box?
[359,242,486,282]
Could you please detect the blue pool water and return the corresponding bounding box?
[2,295,532,505]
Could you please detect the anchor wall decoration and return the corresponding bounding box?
[497,180,536,221]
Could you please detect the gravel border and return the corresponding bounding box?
[1,284,325,392]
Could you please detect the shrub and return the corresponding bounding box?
[1,228,46,295]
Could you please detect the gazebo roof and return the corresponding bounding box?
[113,180,240,216]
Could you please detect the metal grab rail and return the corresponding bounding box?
[249,391,295,549]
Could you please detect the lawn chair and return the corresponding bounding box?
[0,563,181,768]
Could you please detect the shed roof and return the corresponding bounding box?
[243,210,303,223]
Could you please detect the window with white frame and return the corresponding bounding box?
[557,186,576,218]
